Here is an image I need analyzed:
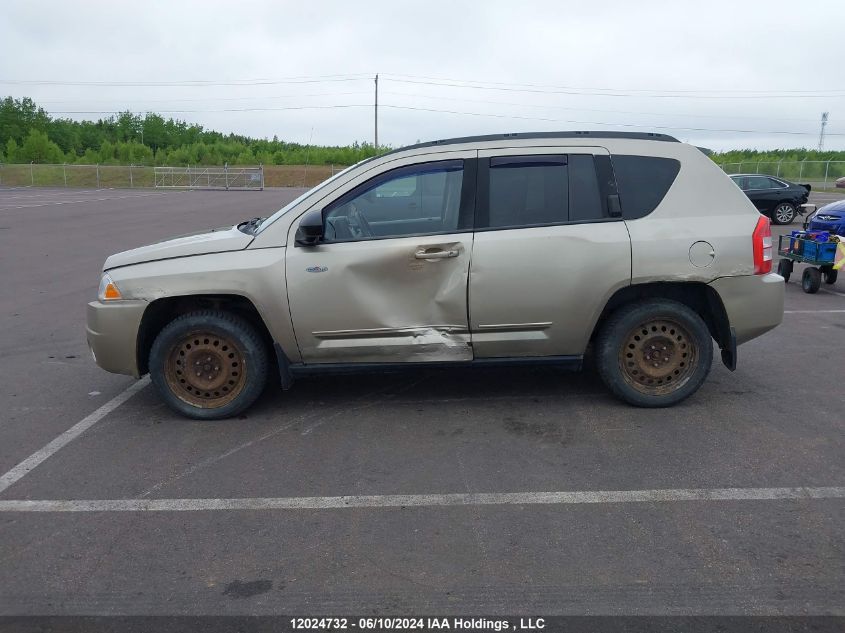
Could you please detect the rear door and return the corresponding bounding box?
[469,147,631,358]
[285,153,477,364]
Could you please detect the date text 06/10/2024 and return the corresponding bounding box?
[289,617,547,631]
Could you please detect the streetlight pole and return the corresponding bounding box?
[374,73,379,151]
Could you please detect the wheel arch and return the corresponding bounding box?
[136,294,274,376]
[591,281,732,364]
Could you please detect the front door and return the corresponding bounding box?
[286,155,476,364]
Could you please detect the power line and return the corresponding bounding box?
[6,71,845,97]
[381,90,821,124]
[47,104,372,114]
[0,74,372,87]
[383,73,845,95]
[33,91,372,105]
[381,104,844,137]
[383,77,845,100]
[38,103,843,137]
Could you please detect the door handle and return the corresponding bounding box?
[415,249,459,260]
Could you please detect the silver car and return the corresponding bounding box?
[87,131,784,419]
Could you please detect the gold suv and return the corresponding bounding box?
[87,132,784,419]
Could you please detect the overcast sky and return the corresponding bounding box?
[2,0,844,152]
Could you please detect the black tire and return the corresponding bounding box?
[149,310,269,420]
[771,202,796,225]
[777,259,792,283]
[824,268,838,285]
[802,267,821,294]
[595,299,713,408]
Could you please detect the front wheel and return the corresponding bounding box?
[149,310,269,420]
[595,300,713,408]
[772,202,796,225]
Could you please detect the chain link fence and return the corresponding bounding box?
[717,160,845,191]
[0,163,347,189]
[154,166,264,190]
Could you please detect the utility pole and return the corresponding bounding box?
[818,112,829,151]
[374,73,379,150]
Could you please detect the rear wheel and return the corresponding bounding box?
[149,310,269,420]
[802,267,822,294]
[596,300,713,408]
[823,268,838,285]
[772,202,796,225]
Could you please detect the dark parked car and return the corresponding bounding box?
[729,174,810,225]
[807,199,845,236]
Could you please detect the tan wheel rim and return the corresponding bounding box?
[618,318,697,396]
[164,331,246,409]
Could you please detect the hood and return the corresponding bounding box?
[815,199,845,216]
[104,225,254,270]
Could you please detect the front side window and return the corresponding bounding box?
[323,160,464,241]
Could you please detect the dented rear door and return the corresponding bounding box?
[285,154,476,364]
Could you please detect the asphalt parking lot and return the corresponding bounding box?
[0,185,844,617]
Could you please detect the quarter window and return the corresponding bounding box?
[323,160,464,241]
[612,155,681,219]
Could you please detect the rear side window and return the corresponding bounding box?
[612,155,680,220]
[487,155,568,228]
[568,154,604,222]
[745,175,775,190]
[478,154,607,229]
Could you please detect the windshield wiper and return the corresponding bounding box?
[237,217,264,235]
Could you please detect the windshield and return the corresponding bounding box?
[255,162,363,234]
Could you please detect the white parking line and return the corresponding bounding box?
[820,288,845,299]
[0,378,149,495]
[0,191,179,210]
[784,309,845,314]
[1,486,843,512]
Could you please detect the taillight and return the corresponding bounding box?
[752,215,772,274]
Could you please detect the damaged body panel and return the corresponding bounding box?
[285,236,473,363]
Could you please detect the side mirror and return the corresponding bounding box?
[295,209,324,246]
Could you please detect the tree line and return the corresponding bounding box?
[714,149,845,164]
[2,96,844,167]
[0,96,381,166]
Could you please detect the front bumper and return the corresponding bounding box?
[709,273,784,346]
[86,300,147,377]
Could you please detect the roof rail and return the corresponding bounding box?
[381,131,679,156]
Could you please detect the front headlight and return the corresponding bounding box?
[97,273,123,301]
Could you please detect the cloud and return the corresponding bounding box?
[1,0,842,150]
